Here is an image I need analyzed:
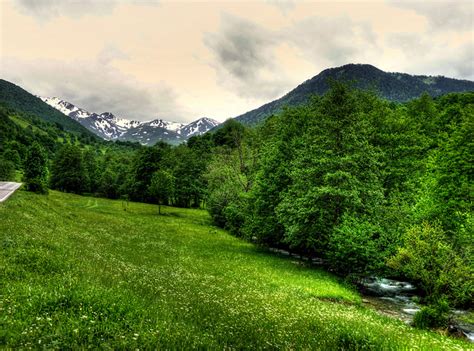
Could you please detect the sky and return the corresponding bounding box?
[0,0,473,123]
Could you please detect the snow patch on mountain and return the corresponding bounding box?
[40,97,220,145]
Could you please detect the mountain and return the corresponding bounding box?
[234,64,474,126]
[40,97,142,140]
[179,118,221,138]
[119,119,184,145]
[0,79,97,137]
[41,97,220,145]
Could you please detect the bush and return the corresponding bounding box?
[388,222,473,306]
[222,201,246,236]
[413,299,451,329]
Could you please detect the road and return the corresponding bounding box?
[0,182,22,202]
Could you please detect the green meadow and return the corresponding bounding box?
[0,190,470,349]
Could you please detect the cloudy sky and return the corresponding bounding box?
[0,0,472,122]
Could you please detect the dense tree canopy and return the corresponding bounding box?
[204,87,473,309]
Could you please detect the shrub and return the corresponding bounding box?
[327,216,386,275]
[413,299,451,329]
[388,222,473,306]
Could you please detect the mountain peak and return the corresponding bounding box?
[100,112,116,119]
[180,117,220,138]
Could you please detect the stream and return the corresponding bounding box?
[359,277,474,343]
[266,248,473,343]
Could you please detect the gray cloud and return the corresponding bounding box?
[1,55,188,122]
[205,14,378,99]
[386,32,433,56]
[283,16,378,66]
[265,0,296,14]
[205,15,275,81]
[14,0,159,21]
[384,30,473,80]
[413,42,474,80]
[390,1,473,31]
[97,44,130,65]
[204,14,293,100]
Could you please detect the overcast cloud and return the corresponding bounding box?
[1,1,472,122]
[14,0,159,20]
[390,1,473,31]
[1,55,187,122]
[283,16,378,67]
[205,14,379,100]
[204,14,293,100]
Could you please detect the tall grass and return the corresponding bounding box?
[0,191,470,349]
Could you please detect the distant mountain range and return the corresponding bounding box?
[40,97,220,145]
[234,64,474,126]
[2,64,473,144]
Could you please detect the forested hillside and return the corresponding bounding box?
[235,64,474,126]
[0,79,98,136]
[0,103,139,191]
[207,85,474,318]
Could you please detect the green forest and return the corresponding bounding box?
[1,83,473,331]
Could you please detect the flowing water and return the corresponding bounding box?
[266,248,474,342]
[359,277,474,343]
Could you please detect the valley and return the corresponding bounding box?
[1,0,473,348]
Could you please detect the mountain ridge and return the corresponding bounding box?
[234,63,474,126]
[40,97,220,145]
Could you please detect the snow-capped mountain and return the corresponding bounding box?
[41,97,90,119]
[179,118,220,138]
[40,97,220,145]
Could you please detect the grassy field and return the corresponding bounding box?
[0,190,470,349]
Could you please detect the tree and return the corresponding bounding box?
[128,143,169,202]
[23,142,48,193]
[212,119,246,148]
[148,170,174,214]
[2,148,21,169]
[205,150,249,234]
[244,106,309,246]
[98,168,119,199]
[276,83,384,256]
[205,125,257,235]
[50,144,86,194]
[0,157,15,181]
[83,148,99,193]
[171,145,210,208]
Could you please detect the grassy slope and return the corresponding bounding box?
[0,191,469,349]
